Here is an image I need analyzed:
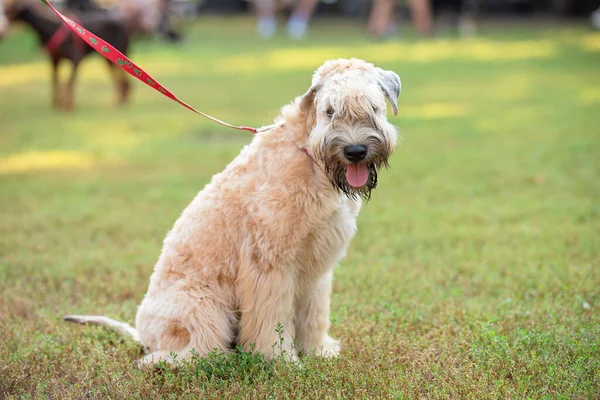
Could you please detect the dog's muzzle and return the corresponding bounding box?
[343,145,368,188]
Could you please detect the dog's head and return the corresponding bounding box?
[2,0,46,28]
[299,58,401,200]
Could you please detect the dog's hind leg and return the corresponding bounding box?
[51,58,61,109]
[105,58,130,106]
[63,315,142,345]
[118,71,131,106]
[64,61,79,111]
[135,295,237,369]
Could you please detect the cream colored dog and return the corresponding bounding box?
[64,58,401,368]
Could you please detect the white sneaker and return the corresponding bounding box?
[258,16,277,38]
[459,16,477,38]
[287,16,308,40]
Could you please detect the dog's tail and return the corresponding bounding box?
[63,314,142,345]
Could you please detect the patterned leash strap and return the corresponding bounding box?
[39,0,259,134]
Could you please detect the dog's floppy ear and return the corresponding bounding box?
[376,68,401,116]
[299,80,322,132]
[299,85,319,112]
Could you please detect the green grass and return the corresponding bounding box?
[1,15,599,398]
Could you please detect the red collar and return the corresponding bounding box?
[302,147,313,161]
[45,16,84,56]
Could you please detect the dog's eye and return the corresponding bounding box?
[326,107,335,118]
[372,105,379,113]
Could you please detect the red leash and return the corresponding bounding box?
[40,0,259,134]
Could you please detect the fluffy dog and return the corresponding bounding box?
[64,58,401,368]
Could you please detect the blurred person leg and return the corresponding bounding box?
[408,0,432,36]
[286,0,319,39]
[367,0,395,39]
[157,0,183,42]
[255,0,278,38]
[0,5,8,41]
[592,6,600,29]
[117,0,160,37]
[457,0,477,37]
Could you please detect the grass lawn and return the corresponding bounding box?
[1,14,599,398]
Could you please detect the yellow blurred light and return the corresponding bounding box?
[0,151,96,174]
[403,102,469,119]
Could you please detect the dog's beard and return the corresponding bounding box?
[325,157,389,201]
[313,126,393,201]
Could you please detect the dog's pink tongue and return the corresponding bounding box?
[346,164,369,188]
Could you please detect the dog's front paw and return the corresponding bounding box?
[275,348,299,363]
[317,335,341,358]
[136,351,177,370]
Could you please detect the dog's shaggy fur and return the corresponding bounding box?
[64,58,401,368]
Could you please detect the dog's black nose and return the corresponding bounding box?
[344,145,368,162]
